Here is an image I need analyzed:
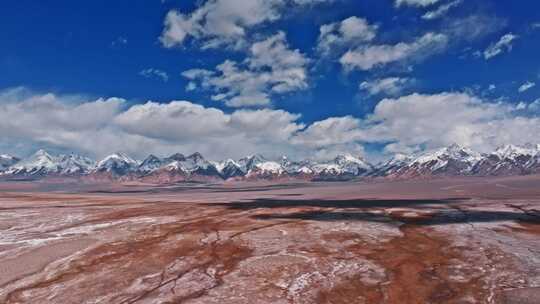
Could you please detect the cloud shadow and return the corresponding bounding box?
[212,198,540,226]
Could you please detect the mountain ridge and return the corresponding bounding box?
[3,144,540,182]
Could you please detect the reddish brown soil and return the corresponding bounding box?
[0,176,539,303]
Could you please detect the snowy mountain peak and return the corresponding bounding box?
[334,154,372,169]
[97,153,135,165]
[247,161,285,178]
[446,143,465,152]
[239,154,267,172]
[5,144,540,180]
[391,153,412,162]
[379,153,413,168]
[15,150,60,171]
[95,152,138,175]
[142,154,160,163]
[493,144,539,159]
[215,159,241,172]
[138,155,164,173]
[242,154,267,163]
[167,153,186,161]
[414,144,481,165]
[255,162,283,172]
[57,154,95,174]
[0,154,20,171]
[107,152,136,163]
[0,154,19,162]
[187,152,204,161]
[34,149,52,157]
[5,150,94,176]
[157,152,220,178]
[183,152,210,169]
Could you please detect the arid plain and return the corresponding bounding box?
[1,176,539,304]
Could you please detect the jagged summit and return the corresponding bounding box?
[95,152,138,175]
[0,154,20,171]
[5,150,94,176]
[168,153,186,161]
[2,144,540,181]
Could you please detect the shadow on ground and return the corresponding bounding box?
[212,198,540,226]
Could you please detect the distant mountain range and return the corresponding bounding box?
[2,144,540,182]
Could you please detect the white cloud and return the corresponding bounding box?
[395,0,441,7]
[317,17,378,55]
[484,33,518,60]
[529,99,540,111]
[4,88,540,161]
[111,37,128,47]
[182,32,309,107]
[139,68,169,82]
[516,99,540,112]
[292,117,365,148]
[160,0,332,50]
[115,102,304,143]
[339,32,448,71]
[292,0,334,4]
[361,92,540,154]
[518,81,536,93]
[160,0,283,49]
[0,88,335,160]
[114,101,230,141]
[444,15,507,43]
[111,101,311,159]
[422,0,462,20]
[0,88,135,158]
[320,15,495,74]
[359,77,413,96]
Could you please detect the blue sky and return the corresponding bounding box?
[1,0,540,161]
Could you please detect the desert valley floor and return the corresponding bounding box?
[0,176,539,304]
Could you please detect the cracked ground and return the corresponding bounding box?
[0,176,539,303]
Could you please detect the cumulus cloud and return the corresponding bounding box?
[160,0,282,49]
[395,0,441,7]
[361,92,540,154]
[320,14,495,73]
[160,0,332,50]
[0,88,332,160]
[112,101,311,159]
[139,68,169,82]
[292,117,366,148]
[516,99,540,112]
[339,32,448,71]
[317,17,378,55]
[422,0,462,20]
[484,33,518,60]
[115,102,304,143]
[0,88,137,157]
[3,88,540,161]
[518,81,536,93]
[522,99,540,112]
[359,77,413,96]
[114,101,230,141]
[182,32,309,107]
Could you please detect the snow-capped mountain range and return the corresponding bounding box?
[0,154,20,171]
[3,144,540,182]
[4,149,94,176]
